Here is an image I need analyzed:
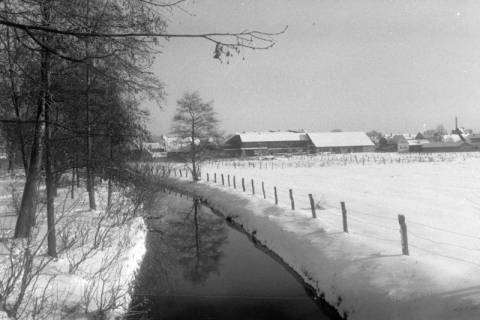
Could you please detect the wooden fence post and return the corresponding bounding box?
[221,174,225,186]
[207,173,209,182]
[398,214,409,255]
[179,169,182,177]
[341,201,348,233]
[185,169,188,177]
[242,178,246,192]
[262,182,266,199]
[251,179,255,195]
[214,173,217,183]
[309,194,316,218]
[274,187,278,205]
[228,174,231,187]
[289,189,295,210]
[233,176,236,189]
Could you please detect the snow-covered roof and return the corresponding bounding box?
[237,131,309,143]
[162,135,199,152]
[407,139,430,146]
[442,135,462,143]
[307,132,374,148]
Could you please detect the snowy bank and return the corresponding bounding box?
[157,176,480,320]
[0,176,147,320]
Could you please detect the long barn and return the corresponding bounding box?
[223,131,375,156]
[223,131,311,157]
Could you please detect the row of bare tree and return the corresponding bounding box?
[0,0,282,259]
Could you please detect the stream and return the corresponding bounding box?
[127,192,332,319]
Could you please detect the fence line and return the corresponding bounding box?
[143,162,480,263]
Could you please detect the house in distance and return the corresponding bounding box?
[223,131,375,157]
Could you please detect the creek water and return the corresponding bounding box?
[128,193,331,320]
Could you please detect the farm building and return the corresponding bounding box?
[307,132,375,153]
[223,131,376,156]
[420,141,475,153]
[223,131,311,157]
[466,134,480,146]
[407,139,430,152]
[388,135,410,153]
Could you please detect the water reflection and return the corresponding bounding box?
[164,198,228,284]
[128,192,330,320]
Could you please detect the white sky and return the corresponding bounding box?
[144,0,480,135]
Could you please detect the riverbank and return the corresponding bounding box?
[0,174,146,319]
[157,175,480,320]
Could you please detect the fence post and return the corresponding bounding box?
[274,187,278,205]
[309,194,316,218]
[221,174,225,186]
[214,173,217,183]
[228,174,231,187]
[251,179,255,195]
[341,201,348,233]
[262,182,266,199]
[179,169,182,177]
[233,176,236,189]
[398,214,409,255]
[207,173,209,182]
[289,189,295,210]
[242,178,246,192]
[185,169,188,177]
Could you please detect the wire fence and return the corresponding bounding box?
[137,160,480,267]
[206,152,480,169]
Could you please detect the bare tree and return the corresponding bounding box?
[171,92,220,181]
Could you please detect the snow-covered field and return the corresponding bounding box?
[154,152,480,319]
[203,153,480,270]
[0,174,146,320]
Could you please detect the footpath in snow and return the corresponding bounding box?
[158,174,480,320]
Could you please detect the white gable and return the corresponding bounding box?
[307,132,374,148]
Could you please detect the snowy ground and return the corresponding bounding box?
[0,173,146,320]
[153,153,480,319]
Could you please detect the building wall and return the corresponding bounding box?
[315,145,373,153]
[241,140,311,149]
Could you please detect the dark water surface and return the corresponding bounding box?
[128,194,331,320]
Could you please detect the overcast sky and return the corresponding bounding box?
[144,0,480,136]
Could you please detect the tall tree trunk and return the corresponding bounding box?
[14,54,47,238]
[85,61,96,210]
[44,76,56,257]
[71,160,75,199]
[15,2,52,239]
